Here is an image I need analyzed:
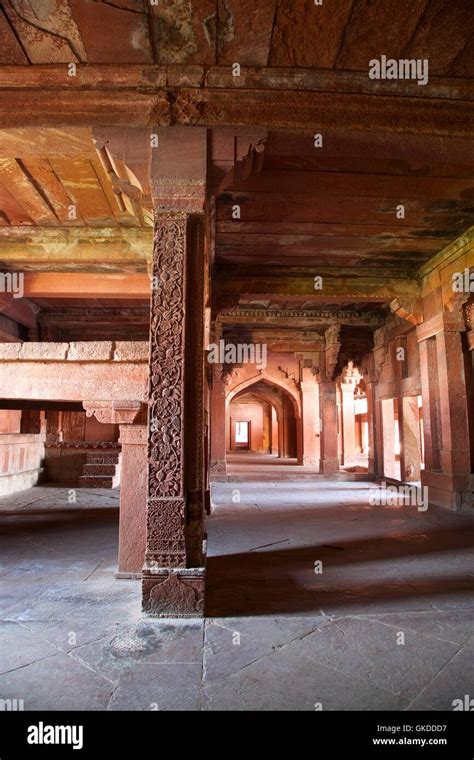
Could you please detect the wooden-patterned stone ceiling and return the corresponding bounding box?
[0,127,152,228]
[0,1,472,73]
[213,129,474,273]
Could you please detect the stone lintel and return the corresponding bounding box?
[0,341,149,362]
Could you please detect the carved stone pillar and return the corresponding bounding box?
[319,381,339,475]
[340,362,362,467]
[117,424,147,577]
[365,376,377,476]
[142,212,206,617]
[82,400,147,576]
[209,363,227,478]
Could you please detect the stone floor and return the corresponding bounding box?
[224,453,369,480]
[0,481,473,710]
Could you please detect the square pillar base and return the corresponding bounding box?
[421,470,472,511]
[320,457,339,476]
[142,566,205,618]
[209,460,226,481]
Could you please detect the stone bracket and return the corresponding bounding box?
[83,400,145,425]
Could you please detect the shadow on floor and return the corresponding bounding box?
[205,526,474,617]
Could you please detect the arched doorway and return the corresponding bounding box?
[226,379,298,463]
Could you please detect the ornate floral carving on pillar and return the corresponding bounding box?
[142,212,205,617]
[147,212,187,572]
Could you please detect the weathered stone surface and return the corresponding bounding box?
[0,9,29,64]
[67,341,114,361]
[269,0,353,68]
[217,0,276,66]
[0,621,57,675]
[335,0,429,71]
[108,663,202,711]
[0,360,148,401]
[408,648,474,710]
[20,342,68,360]
[203,650,408,711]
[114,341,149,362]
[0,652,112,710]
[3,0,87,64]
[71,620,203,683]
[69,0,153,64]
[407,0,474,75]
[0,342,21,359]
[150,0,215,65]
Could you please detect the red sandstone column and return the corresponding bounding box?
[209,364,227,477]
[117,424,147,576]
[365,377,377,476]
[381,397,399,480]
[319,381,339,475]
[436,329,470,478]
[418,336,441,472]
[418,313,471,509]
[340,383,356,467]
[142,212,205,617]
[400,395,421,481]
[300,376,319,468]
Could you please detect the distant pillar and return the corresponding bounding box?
[319,381,339,475]
[209,364,227,477]
[301,377,319,467]
[365,376,377,476]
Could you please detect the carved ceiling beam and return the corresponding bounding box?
[0,66,471,136]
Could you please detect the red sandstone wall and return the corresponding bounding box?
[0,410,21,434]
[0,433,45,496]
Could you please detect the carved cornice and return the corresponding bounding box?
[45,441,121,450]
[218,308,385,326]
